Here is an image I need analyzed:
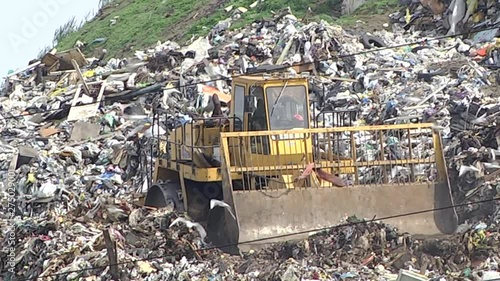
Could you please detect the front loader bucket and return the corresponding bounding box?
[216,124,458,251]
[229,181,457,247]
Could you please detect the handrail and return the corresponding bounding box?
[220,123,435,137]
[218,123,440,189]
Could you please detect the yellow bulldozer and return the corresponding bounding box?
[144,71,458,251]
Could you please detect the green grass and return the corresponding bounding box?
[56,0,399,58]
[355,0,399,14]
[57,0,213,56]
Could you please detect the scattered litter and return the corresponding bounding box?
[1,3,500,281]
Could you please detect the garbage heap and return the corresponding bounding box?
[391,0,485,32]
[1,6,500,281]
[393,0,500,70]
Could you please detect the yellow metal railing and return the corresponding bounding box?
[220,123,443,191]
[156,117,240,168]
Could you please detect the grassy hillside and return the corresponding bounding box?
[56,0,399,58]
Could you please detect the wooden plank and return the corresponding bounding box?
[5,61,41,78]
[103,229,119,280]
[291,62,315,73]
[41,53,59,68]
[377,67,407,72]
[329,77,357,82]
[66,82,106,121]
[42,48,88,71]
[57,48,88,67]
[71,59,91,96]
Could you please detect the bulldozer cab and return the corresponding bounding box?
[228,74,322,182]
[232,74,310,132]
[146,72,458,253]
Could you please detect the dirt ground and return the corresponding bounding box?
[343,14,395,33]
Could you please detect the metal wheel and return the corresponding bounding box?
[186,181,223,222]
[144,182,185,212]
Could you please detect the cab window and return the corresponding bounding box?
[233,85,245,131]
[248,86,266,131]
[266,85,308,130]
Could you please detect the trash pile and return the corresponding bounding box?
[392,0,493,35]
[251,218,500,280]
[393,0,500,69]
[1,4,500,280]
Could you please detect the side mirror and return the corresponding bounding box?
[244,96,256,113]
